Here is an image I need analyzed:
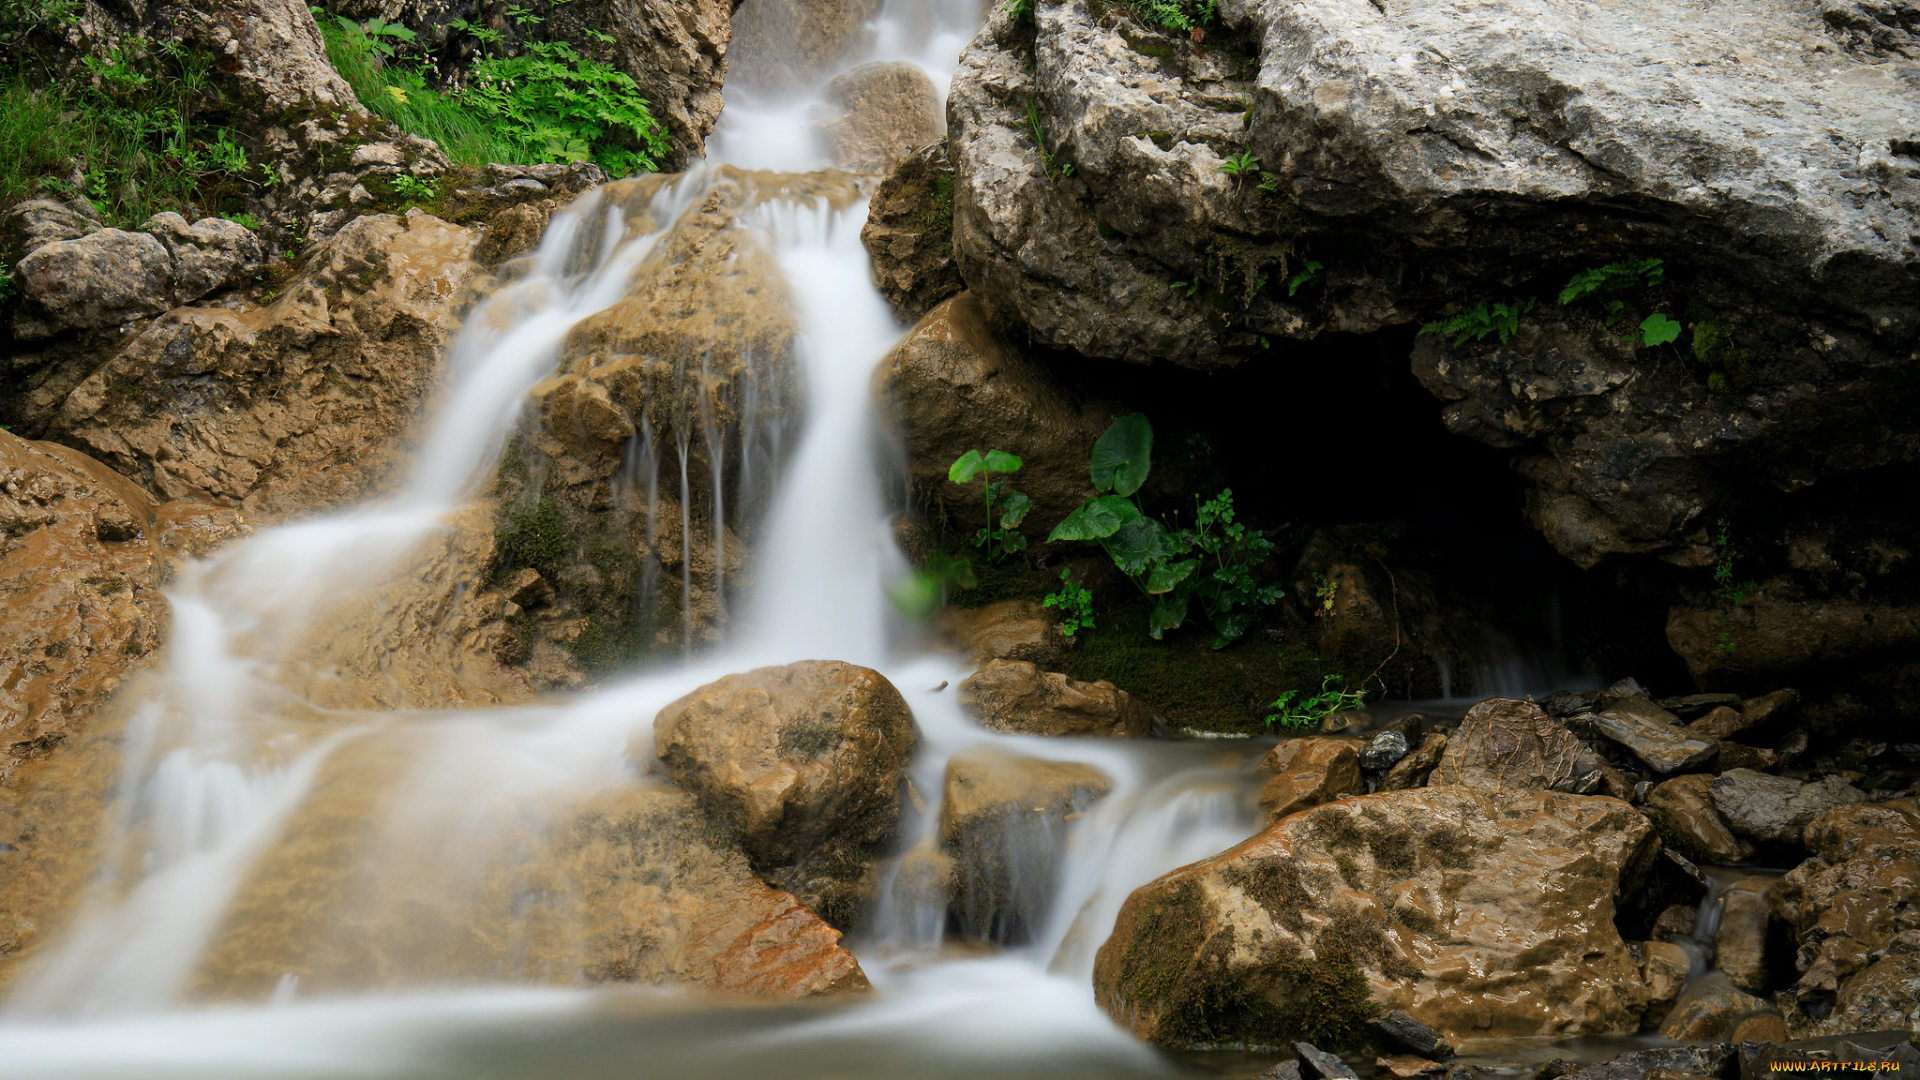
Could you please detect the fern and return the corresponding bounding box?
[1420,297,1535,347]
[1558,257,1663,306]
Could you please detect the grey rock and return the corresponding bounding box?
[1593,695,1719,775]
[1379,730,1446,791]
[1658,694,1745,720]
[1367,1010,1455,1060]
[1428,698,1607,793]
[1258,1063,1304,1080]
[15,229,173,336]
[142,214,264,304]
[861,143,964,321]
[3,198,96,256]
[1710,769,1870,845]
[1294,1042,1359,1080]
[498,178,550,195]
[1360,730,1411,772]
[1563,1045,1735,1080]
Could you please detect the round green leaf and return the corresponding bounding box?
[1145,557,1199,595]
[984,449,1023,474]
[1048,495,1141,542]
[948,449,985,483]
[1091,414,1153,496]
[1640,312,1682,347]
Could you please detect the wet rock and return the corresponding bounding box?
[47,211,481,522]
[1563,1046,1735,1080]
[14,228,174,336]
[938,747,1111,943]
[652,660,919,927]
[1658,693,1744,720]
[1742,690,1803,728]
[1653,903,1699,942]
[598,0,731,167]
[1691,706,1757,741]
[1638,939,1692,1030]
[1717,876,1777,992]
[1092,787,1658,1048]
[958,658,1152,738]
[142,213,264,304]
[874,292,1117,537]
[1379,731,1447,791]
[1377,1057,1448,1079]
[1666,595,1920,695]
[1256,737,1362,824]
[935,599,1064,669]
[1593,695,1718,775]
[817,61,942,175]
[1648,773,1757,865]
[1361,731,1411,773]
[1258,1063,1303,1080]
[1296,1041,1359,1079]
[1660,972,1781,1042]
[1711,770,1869,846]
[1367,1010,1455,1060]
[1429,698,1607,794]
[1819,935,1920,1038]
[861,143,963,321]
[1739,1036,1920,1080]
[728,0,881,92]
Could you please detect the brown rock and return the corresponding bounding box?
[958,658,1152,738]
[1818,938,1920,1037]
[861,143,963,321]
[1638,939,1692,1030]
[1658,972,1780,1041]
[1740,688,1801,727]
[728,0,882,92]
[1256,737,1363,824]
[1380,731,1447,791]
[936,599,1064,668]
[1652,903,1698,942]
[652,660,919,926]
[1429,697,1607,793]
[1716,876,1775,992]
[1592,694,1718,775]
[939,747,1112,941]
[601,0,732,167]
[1647,773,1757,865]
[1377,1057,1448,1078]
[1092,787,1657,1048]
[817,62,943,175]
[1727,1012,1789,1044]
[1689,706,1755,741]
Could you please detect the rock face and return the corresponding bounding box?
[1428,698,1606,794]
[874,292,1117,537]
[1092,787,1657,1049]
[1646,773,1755,865]
[817,62,943,175]
[43,211,480,522]
[1256,737,1361,824]
[958,658,1153,737]
[0,432,244,981]
[1710,769,1869,845]
[652,661,919,927]
[15,214,266,337]
[939,747,1112,942]
[861,143,964,321]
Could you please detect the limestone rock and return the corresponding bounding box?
[935,599,1065,668]
[2,198,97,256]
[861,143,963,321]
[14,228,174,335]
[817,62,943,176]
[1379,731,1446,791]
[958,658,1152,738]
[1428,698,1606,794]
[47,211,482,522]
[1710,769,1869,845]
[652,660,918,926]
[1092,787,1657,1048]
[874,293,1118,538]
[1592,695,1718,775]
[600,0,732,167]
[938,747,1111,942]
[143,213,265,304]
[1715,877,1775,992]
[1637,940,1691,1030]
[1658,972,1780,1042]
[1647,773,1756,865]
[1256,737,1362,824]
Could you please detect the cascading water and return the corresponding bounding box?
[0,1,1271,1075]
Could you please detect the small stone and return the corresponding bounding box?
[1429,697,1607,792]
[1257,737,1362,823]
[1689,705,1755,740]
[1377,1056,1448,1079]
[1639,939,1691,1030]
[1710,769,1869,845]
[1658,693,1744,719]
[1257,1063,1303,1080]
[1532,1060,1577,1080]
[1740,688,1801,727]
[1368,1009,1455,1059]
[501,567,553,610]
[1561,1046,1734,1080]
[958,658,1152,737]
[1593,694,1719,774]
[1380,731,1447,790]
[1647,773,1756,864]
[1659,972,1778,1041]
[1295,1041,1359,1080]
[1776,729,1810,763]
[1714,876,1774,991]
[500,177,550,195]
[1651,903,1698,941]
[1361,729,1411,771]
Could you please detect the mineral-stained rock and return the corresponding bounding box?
[816,61,943,175]
[1647,773,1756,865]
[1379,731,1446,791]
[652,660,918,927]
[1715,876,1775,992]
[938,747,1111,943]
[1637,940,1691,1030]
[1360,731,1410,773]
[935,599,1065,669]
[1819,939,1920,1038]
[1592,695,1718,775]
[958,658,1152,738]
[1659,972,1781,1042]
[1710,769,1869,845]
[1428,698,1607,794]
[873,292,1118,537]
[1092,787,1657,1048]
[860,143,963,321]
[1256,737,1362,824]
[47,211,481,522]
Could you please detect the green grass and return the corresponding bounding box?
[318,17,521,169]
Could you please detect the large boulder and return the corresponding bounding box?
[861,143,964,322]
[44,211,481,522]
[651,660,919,927]
[727,0,881,93]
[958,658,1153,737]
[1710,769,1869,846]
[1092,787,1658,1049]
[1427,698,1607,794]
[938,747,1112,942]
[816,62,943,176]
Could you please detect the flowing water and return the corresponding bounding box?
[0,2,1285,1075]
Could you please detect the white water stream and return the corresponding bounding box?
[0,2,1272,1075]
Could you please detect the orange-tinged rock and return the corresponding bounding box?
[958,658,1152,737]
[1256,737,1362,824]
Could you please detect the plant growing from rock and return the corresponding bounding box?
[1266,674,1366,730]
[1421,297,1535,347]
[1049,414,1282,645]
[949,449,1031,562]
[1043,568,1095,638]
[1287,260,1324,296]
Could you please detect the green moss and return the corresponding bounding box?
[921,169,956,236]
[495,494,569,579]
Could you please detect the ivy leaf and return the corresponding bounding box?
[1145,557,1199,595]
[1090,413,1153,496]
[999,490,1033,529]
[1048,495,1141,542]
[1641,312,1682,346]
[984,449,1023,474]
[948,449,986,483]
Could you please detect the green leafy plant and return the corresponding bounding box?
[1558,257,1664,306]
[1050,415,1282,644]
[357,17,418,59]
[1286,260,1323,296]
[1220,149,1259,178]
[224,212,262,232]
[0,263,14,302]
[949,449,1031,562]
[1311,571,1336,618]
[888,552,977,620]
[1129,0,1216,32]
[1712,518,1758,606]
[1043,569,1095,638]
[1266,674,1367,730]
[1640,312,1682,346]
[449,17,507,51]
[389,172,438,201]
[1420,298,1535,347]
[1002,0,1035,21]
